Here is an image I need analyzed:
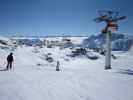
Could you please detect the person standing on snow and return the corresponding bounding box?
[56,61,60,71]
[6,53,14,70]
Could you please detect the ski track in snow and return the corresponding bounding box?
[0,63,133,100]
[0,67,91,100]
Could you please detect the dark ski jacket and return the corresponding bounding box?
[7,54,14,62]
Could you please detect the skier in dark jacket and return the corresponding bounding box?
[7,53,14,70]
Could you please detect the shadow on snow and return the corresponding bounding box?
[117,69,133,76]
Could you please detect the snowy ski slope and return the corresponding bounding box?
[0,36,133,100]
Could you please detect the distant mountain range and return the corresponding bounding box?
[82,33,133,51]
[0,33,133,51]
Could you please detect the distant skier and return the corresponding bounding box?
[6,53,14,70]
[56,61,60,71]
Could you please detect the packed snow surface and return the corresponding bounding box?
[0,37,133,100]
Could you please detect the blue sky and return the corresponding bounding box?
[0,0,133,36]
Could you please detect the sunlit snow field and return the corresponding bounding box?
[0,37,133,100]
